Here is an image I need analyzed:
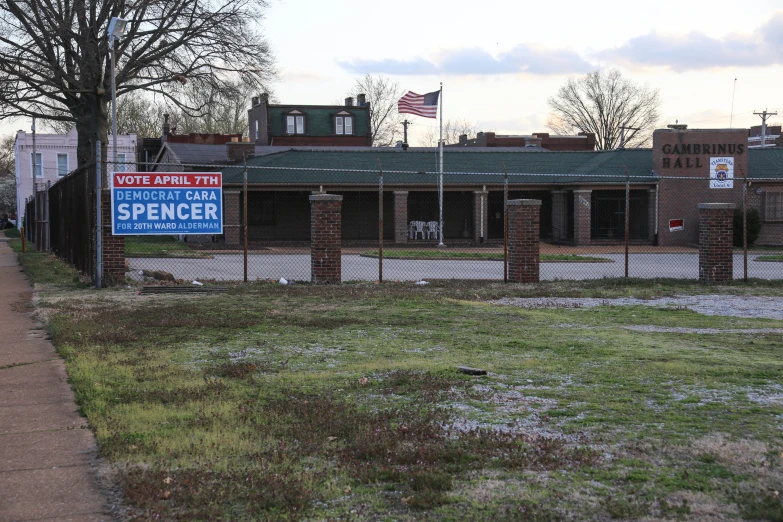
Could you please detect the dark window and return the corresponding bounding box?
[764,191,783,222]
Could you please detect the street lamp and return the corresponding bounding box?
[108,17,127,173]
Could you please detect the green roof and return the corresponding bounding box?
[748,148,783,180]
[268,106,371,137]
[221,149,656,186]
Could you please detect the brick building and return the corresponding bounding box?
[248,93,372,147]
[453,131,596,151]
[211,127,783,248]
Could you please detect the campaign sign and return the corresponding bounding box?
[111,172,223,235]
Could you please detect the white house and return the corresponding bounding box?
[14,127,137,223]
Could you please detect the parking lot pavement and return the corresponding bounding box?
[127,253,782,282]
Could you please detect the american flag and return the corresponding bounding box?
[397,90,440,118]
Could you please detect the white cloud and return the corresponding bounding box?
[338,44,592,76]
[599,12,783,71]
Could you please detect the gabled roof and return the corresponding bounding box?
[220,148,656,186]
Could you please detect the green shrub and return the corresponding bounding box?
[733,208,761,247]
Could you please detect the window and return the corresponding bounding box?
[764,191,783,222]
[286,115,304,134]
[116,153,126,173]
[335,115,353,135]
[57,153,69,177]
[30,153,42,178]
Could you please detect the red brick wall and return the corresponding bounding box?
[310,194,342,284]
[573,190,591,245]
[224,191,241,245]
[653,129,747,246]
[394,191,408,244]
[507,199,541,283]
[101,190,125,286]
[698,203,735,283]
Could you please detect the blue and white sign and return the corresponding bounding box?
[111,172,223,235]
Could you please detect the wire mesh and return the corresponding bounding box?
[38,158,783,284]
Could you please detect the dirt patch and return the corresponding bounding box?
[489,295,783,320]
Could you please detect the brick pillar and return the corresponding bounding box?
[698,203,735,284]
[573,189,592,245]
[394,191,408,244]
[551,190,567,241]
[223,190,241,245]
[101,190,125,286]
[473,191,489,243]
[647,189,657,243]
[310,194,342,284]
[507,199,541,283]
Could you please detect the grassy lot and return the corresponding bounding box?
[363,250,612,263]
[12,247,783,520]
[125,236,209,258]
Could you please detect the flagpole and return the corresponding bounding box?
[438,82,444,247]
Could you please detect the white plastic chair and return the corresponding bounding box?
[411,221,425,240]
[426,221,439,239]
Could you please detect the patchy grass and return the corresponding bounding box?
[3,226,20,238]
[756,254,783,262]
[362,250,612,262]
[125,236,208,258]
[30,279,783,520]
[6,238,90,289]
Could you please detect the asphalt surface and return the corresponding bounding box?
[128,253,783,282]
[0,239,110,521]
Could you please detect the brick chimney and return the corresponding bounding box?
[345,97,354,107]
[227,141,254,161]
[357,93,366,106]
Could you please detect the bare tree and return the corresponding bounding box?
[168,80,256,135]
[346,74,404,147]
[419,119,478,147]
[547,69,660,150]
[0,0,275,172]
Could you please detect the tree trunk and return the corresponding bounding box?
[73,90,109,282]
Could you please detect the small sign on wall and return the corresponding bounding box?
[669,219,684,232]
[709,157,734,189]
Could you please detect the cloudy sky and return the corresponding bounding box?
[264,0,783,144]
[2,0,782,144]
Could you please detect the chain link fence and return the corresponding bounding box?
[110,160,782,284]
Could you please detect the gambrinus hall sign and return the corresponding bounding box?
[111,172,223,235]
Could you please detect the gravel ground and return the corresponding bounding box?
[488,295,783,320]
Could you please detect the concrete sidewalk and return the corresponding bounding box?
[0,239,110,521]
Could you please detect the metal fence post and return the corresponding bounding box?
[243,155,248,283]
[625,168,630,279]
[743,177,748,283]
[502,162,509,283]
[96,141,102,289]
[378,158,383,283]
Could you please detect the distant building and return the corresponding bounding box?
[748,124,782,149]
[248,93,373,147]
[15,128,136,222]
[453,131,596,151]
[137,113,244,172]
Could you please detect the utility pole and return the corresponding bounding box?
[754,109,778,149]
[401,119,411,148]
[619,125,640,149]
